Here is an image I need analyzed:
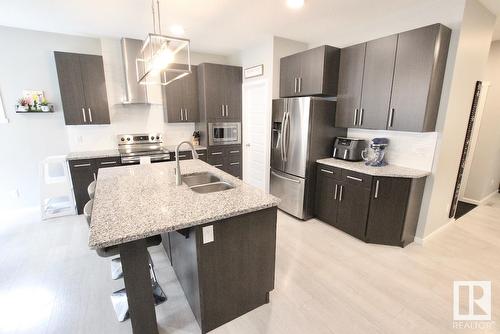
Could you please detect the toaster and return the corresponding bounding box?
[333,137,367,161]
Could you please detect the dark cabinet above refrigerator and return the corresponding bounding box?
[279,45,341,98]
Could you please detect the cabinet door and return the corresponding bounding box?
[79,54,110,124]
[69,160,96,214]
[335,44,365,128]
[224,66,242,121]
[389,24,445,132]
[359,35,397,129]
[314,171,338,226]
[54,52,87,125]
[298,46,325,96]
[336,182,370,240]
[366,177,411,246]
[279,54,301,97]
[163,78,185,122]
[202,64,227,121]
[196,149,207,162]
[207,147,225,170]
[225,145,242,178]
[184,67,200,122]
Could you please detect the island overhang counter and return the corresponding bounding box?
[89,159,280,334]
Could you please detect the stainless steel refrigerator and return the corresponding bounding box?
[270,97,346,219]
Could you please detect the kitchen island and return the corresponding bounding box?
[89,159,279,334]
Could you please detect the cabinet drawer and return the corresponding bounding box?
[95,157,121,169]
[317,163,342,180]
[196,149,207,162]
[341,169,372,189]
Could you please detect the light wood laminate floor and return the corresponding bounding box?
[1,194,499,334]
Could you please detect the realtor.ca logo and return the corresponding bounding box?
[453,281,495,329]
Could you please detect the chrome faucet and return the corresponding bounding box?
[175,141,199,186]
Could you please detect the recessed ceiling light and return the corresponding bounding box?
[170,25,185,36]
[287,0,304,9]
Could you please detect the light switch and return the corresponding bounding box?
[202,225,214,244]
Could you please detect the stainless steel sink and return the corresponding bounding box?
[189,182,234,194]
[183,172,221,187]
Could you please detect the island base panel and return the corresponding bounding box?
[120,239,159,334]
[168,207,278,334]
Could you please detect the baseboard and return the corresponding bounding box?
[413,218,454,246]
[460,190,498,206]
[479,191,498,205]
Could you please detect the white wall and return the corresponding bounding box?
[416,0,496,239]
[0,27,228,210]
[462,41,500,202]
[0,26,101,211]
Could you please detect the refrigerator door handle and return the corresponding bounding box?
[282,111,290,162]
[280,109,287,161]
[271,170,300,184]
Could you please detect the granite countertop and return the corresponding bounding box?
[317,158,430,179]
[67,146,207,161]
[89,159,280,249]
[67,149,120,160]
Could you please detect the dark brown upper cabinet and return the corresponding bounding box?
[336,23,451,132]
[54,52,110,125]
[279,45,340,98]
[388,24,451,132]
[162,64,199,123]
[336,35,398,129]
[197,63,242,122]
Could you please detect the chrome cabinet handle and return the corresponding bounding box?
[374,180,380,199]
[388,108,395,128]
[180,108,184,121]
[82,108,87,123]
[353,108,358,126]
[230,162,240,166]
[211,152,223,155]
[185,109,188,120]
[88,108,93,123]
[225,105,229,117]
[359,108,364,126]
[100,161,117,165]
[197,153,205,156]
[214,164,223,167]
[73,163,91,168]
[271,170,300,184]
[339,185,344,202]
[178,154,187,158]
[221,105,224,117]
[334,184,338,200]
[294,78,297,93]
[347,175,363,182]
[229,150,240,154]
[298,77,302,93]
[321,169,333,174]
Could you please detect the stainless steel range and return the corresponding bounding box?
[118,133,171,164]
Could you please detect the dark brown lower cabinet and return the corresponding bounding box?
[175,149,207,162]
[207,145,242,178]
[314,163,426,247]
[68,156,121,214]
[336,181,371,240]
[161,207,277,333]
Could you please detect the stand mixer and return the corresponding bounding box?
[361,138,389,167]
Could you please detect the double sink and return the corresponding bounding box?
[183,172,234,193]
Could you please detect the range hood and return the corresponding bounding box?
[121,38,149,104]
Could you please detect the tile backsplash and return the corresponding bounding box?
[347,128,438,171]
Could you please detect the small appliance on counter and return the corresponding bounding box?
[361,138,389,167]
[192,131,200,146]
[332,137,367,161]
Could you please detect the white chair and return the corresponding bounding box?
[40,155,76,220]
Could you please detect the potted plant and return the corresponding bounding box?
[16,97,32,112]
[40,98,51,112]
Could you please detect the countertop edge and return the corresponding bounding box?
[67,146,208,161]
[88,202,279,249]
[316,158,430,179]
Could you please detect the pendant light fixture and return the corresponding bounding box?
[136,0,191,86]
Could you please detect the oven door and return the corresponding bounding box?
[208,122,241,145]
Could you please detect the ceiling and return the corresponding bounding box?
[0,0,494,56]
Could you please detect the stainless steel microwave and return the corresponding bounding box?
[208,122,241,145]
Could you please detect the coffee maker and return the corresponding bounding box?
[361,138,389,167]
